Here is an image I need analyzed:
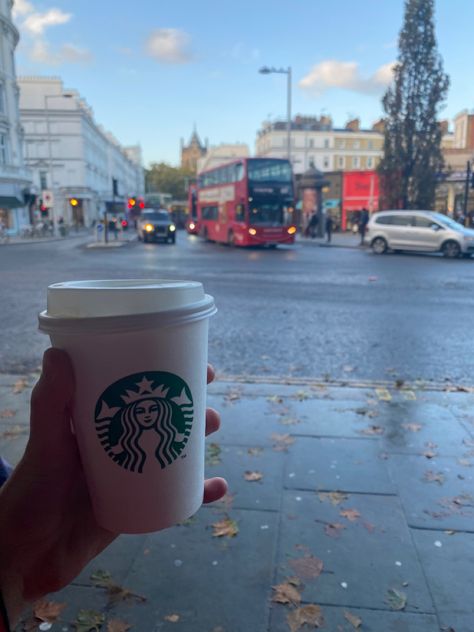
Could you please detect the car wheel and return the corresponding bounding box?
[371,237,387,255]
[442,240,461,258]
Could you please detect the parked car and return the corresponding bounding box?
[137,209,176,244]
[364,210,474,258]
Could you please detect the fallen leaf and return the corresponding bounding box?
[244,470,263,482]
[74,609,105,632]
[225,389,241,403]
[344,610,362,628]
[318,491,349,506]
[206,442,221,466]
[271,433,295,452]
[358,424,384,436]
[287,604,324,631]
[248,447,263,456]
[375,387,392,401]
[340,508,361,522]
[0,409,16,418]
[33,601,66,623]
[402,423,422,432]
[402,390,417,400]
[13,378,28,393]
[90,570,146,605]
[424,470,445,485]
[0,424,27,439]
[288,555,323,580]
[267,395,284,404]
[107,619,131,632]
[324,522,346,538]
[163,614,180,623]
[212,516,239,538]
[279,416,300,426]
[457,458,472,467]
[293,390,310,401]
[271,578,302,606]
[385,588,407,611]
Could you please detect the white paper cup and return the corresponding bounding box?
[38,279,217,534]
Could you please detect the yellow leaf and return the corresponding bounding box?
[344,610,363,628]
[212,516,239,538]
[164,614,180,623]
[244,470,263,482]
[288,555,323,580]
[271,578,302,606]
[375,387,392,401]
[13,378,28,394]
[287,605,324,632]
[340,508,361,522]
[107,619,132,632]
[33,600,66,623]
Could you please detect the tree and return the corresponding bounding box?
[145,163,194,200]
[378,0,449,210]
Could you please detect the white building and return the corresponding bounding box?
[256,116,385,175]
[197,143,249,173]
[19,76,144,227]
[0,0,33,234]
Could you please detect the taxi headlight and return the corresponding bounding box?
[169,224,176,232]
[145,224,154,232]
[249,228,257,236]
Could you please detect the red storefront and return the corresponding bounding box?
[342,171,379,231]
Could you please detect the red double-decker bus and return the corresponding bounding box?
[194,158,296,247]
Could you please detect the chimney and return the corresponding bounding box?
[345,118,360,132]
[439,120,449,135]
[372,119,385,134]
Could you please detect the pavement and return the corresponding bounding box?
[297,231,363,249]
[0,227,137,248]
[2,371,474,632]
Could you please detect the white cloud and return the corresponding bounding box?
[299,60,396,96]
[12,0,34,18]
[145,28,192,64]
[23,8,71,35]
[30,40,92,65]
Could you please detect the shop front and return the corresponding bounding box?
[342,171,380,231]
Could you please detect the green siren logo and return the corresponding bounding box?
[94,372,193,473]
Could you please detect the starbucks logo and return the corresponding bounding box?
[94,372,193,473]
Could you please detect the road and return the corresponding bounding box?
[1,231,474,385]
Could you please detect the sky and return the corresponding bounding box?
[12,0,474,167]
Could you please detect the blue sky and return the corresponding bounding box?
[13,0,474,167]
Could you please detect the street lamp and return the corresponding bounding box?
[259,66,292,162]
[44,92,74,236]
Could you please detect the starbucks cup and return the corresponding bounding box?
[38,279,217,534]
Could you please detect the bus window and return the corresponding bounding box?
[235,163,244,181]
[236,203,245,221]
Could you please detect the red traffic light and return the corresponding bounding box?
[139,200,145,209]
[121,219,128,228]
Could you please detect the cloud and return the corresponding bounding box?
[299,60,396,96]
[30,40,93,65]
[23,8,72,35]
[145,28,192,64]
[12,0,34,18]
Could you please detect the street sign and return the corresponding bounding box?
[42,190,54,207]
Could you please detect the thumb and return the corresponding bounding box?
[28,348,76,455]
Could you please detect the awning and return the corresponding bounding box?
[0,183,25,208]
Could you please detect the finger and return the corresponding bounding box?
[203,477,228,504]
[29,348,75,454]
[207,364,215,385]
[205,407,220,436]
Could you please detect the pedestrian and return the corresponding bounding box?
[325,214,333,243]
[359,208,369,245]
[0,349,227,630]
[306,212,319,239]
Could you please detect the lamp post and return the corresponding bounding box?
[259,66,292,162]
[44,92,73,236]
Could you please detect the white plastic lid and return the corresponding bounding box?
[45,279,206,318]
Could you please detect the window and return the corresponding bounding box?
[390,214,415,226]
[414,215,439,228]
[324,138,329,148]
[353,140,360,149]
[308,139,314,148]
[375,215,394,225]
[338,156,344,168]
[368,140,374,150]
[235,204,245,221]
[367,157,373,168]
[201,205,219,220]
[0,133,8,164]
[39,171,48,190]
[352,156,360,168]
[308,155,314,167]
[323,156,330,169]
[337,139,345,149]
[247,159,292,183]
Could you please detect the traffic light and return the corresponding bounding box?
[39,199,48,217]
[69,197,79,207]
[128,197,136,209]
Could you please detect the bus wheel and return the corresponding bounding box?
[227,230,235,246]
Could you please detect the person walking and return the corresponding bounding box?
[306,212,319,239]
[325,214,333,243]
[359,208,369,245]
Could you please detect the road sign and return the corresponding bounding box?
[42,190,54,207]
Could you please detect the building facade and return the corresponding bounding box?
[256,116,384,175]
[196,143,249,173]
[19,76,144,227]
[180,129,207,172]
[0,0,33,234]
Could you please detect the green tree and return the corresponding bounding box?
[378,0,449,210]
[145,163,194,200]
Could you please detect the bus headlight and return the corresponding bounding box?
[169,224,176,232]
[249,228,257,236]
[145,224,154,232]
[287,226,297,235]
[189,222,195,230]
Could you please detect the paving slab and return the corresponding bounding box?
[387,453,474,530]
[276,490,435,613]
[111,506,279,632]
[269,603,439,631]
[206,443,286,511]
[285,436,395,494]
[412,529,474,626]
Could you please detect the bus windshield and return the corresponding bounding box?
[247,159,292,183]
[249,199,286,226]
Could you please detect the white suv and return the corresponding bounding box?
[364,210,474,258]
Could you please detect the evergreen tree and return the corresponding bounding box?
[378,0,449,209]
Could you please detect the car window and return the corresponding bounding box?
[414,216,437,228]
[390,215,415,226]
[142,211,169,221]
[375,215,393,225]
